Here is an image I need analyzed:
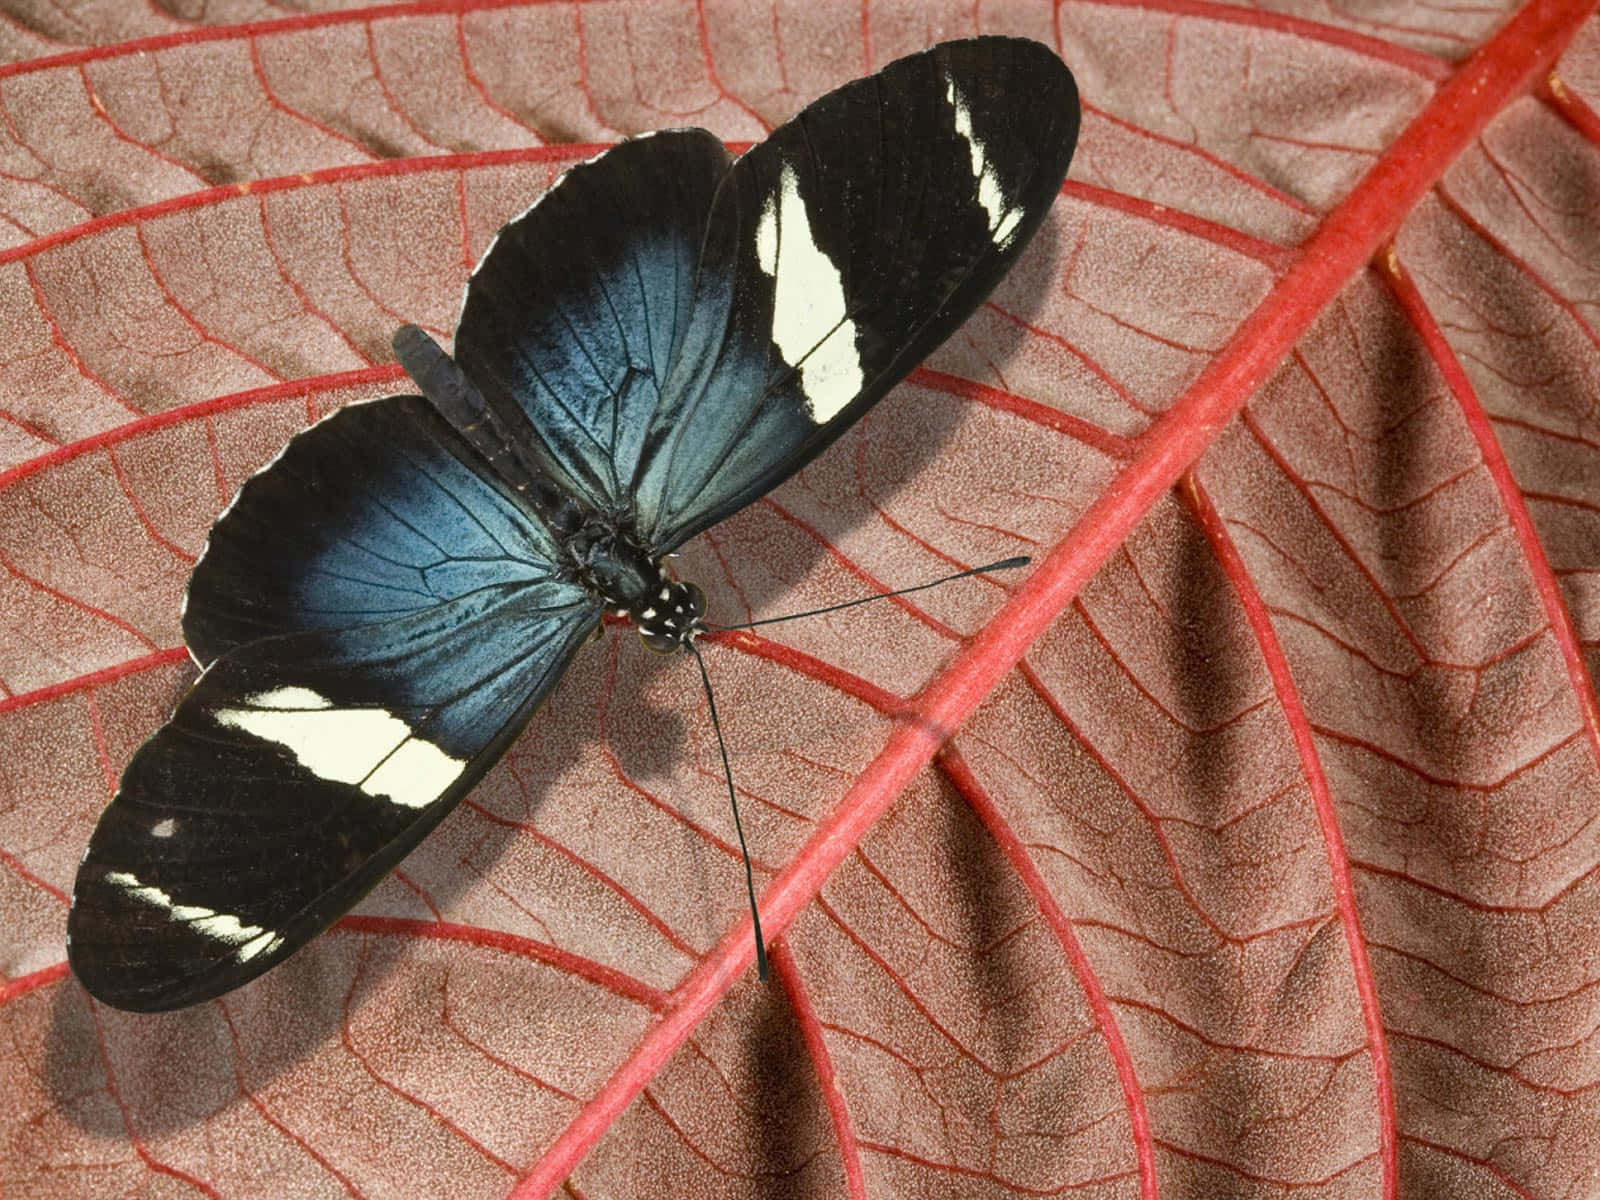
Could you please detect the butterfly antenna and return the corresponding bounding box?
[702,555,1031,632]
[687,638,769,981]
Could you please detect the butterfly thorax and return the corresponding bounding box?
[572,522,705,652]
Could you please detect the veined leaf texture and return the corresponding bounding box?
[2,1,1598,1197]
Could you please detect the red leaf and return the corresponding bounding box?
[3,2,1598,1197]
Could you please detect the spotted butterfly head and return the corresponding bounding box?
[635,576,706,652]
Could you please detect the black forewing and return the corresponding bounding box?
[635,36,1080,548]
[441,39,1076,549]
[69,592,594,1012]
[449,129,732,517]
[72,397,599,1011]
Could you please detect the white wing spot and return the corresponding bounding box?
[945,75,1022,248]
[753,163,864,424]
[213,685,464,810]
[104,870,282,963]
[151,817,176,838]
[641,607,657,620]
[246,685,330,711]
[235,930,280,962]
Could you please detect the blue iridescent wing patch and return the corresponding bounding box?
[69,398,598,1011]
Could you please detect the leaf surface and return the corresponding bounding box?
[3,1,1600,1197]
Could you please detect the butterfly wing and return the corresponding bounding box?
[70,397,599,1011]
[450,128,733,518]
[637,36,1079,547]
[444,37,1077,549]
[180,393,595,667]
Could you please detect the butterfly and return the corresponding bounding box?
[66,36,1081,1012]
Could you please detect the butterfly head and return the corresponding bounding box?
[634,575,706,653]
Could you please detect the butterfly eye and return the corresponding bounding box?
[639,627,679,653]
